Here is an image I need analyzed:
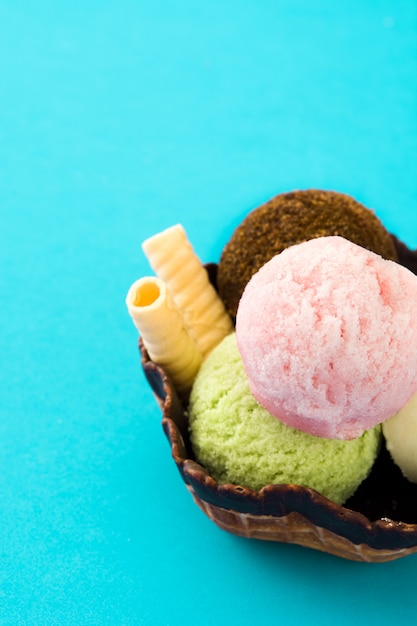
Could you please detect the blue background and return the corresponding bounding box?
[1,1,416,624]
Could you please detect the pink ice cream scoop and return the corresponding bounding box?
[236,236,417,440]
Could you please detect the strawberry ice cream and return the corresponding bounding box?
[236,236,417,439]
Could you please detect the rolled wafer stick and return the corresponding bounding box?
[142,224,233,357]
[126,276,202,395]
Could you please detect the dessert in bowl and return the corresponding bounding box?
[128,190,417,562]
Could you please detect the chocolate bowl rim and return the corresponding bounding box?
[140,342,417,554]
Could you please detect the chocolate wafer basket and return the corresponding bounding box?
[139,245,417,563]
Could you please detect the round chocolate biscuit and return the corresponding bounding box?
[217,189,398,317]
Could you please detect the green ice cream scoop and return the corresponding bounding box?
[189,333,381,505]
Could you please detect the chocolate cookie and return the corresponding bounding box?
[217,189,398,317]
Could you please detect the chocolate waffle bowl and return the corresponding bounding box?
[139,239,417,562]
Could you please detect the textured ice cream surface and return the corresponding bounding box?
[189,334,381,505]
[236,236,417,440]
[383,392,417,483]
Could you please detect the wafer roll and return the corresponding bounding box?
[142,224,233,357]
[126,276,202,395]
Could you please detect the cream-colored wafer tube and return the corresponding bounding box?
[142,224,233,357]
[126,276,202,395]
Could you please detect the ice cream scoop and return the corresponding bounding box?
[383,392,417,483]
[236,236,417,439]
[189,333,381,504]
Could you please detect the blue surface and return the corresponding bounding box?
[1,1,416,624]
